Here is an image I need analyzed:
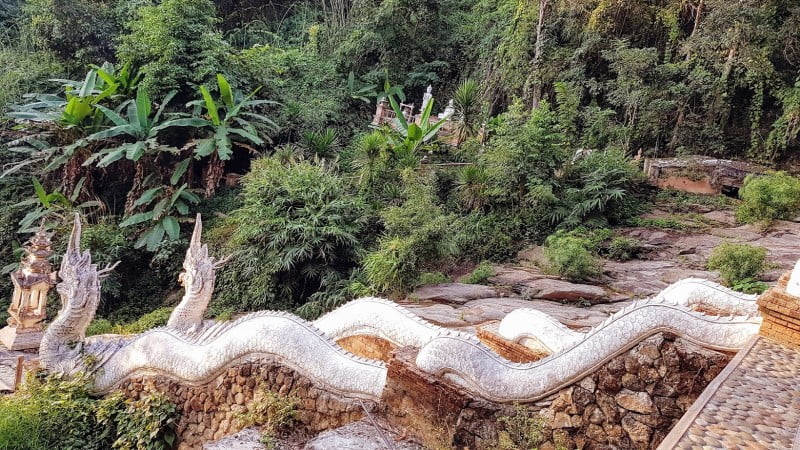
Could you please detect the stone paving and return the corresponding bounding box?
[660,336,800,449]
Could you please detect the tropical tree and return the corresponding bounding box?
[188,74,279,196]
[83,88,204,211]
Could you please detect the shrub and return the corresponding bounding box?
[117,0,228,98]
[0,48,63,111]
[0,373,177,450]
[231,44,347,137]
[480,100,567,206]
[731,278,769,295]
[364,173,458,294]
[736,172,800,225]
[603,237,642,261]
[20,0,118,63]
[465,261,493,284]
[493,403,547,450]
[213,157,370,311]
[455,212,522,262]
[120,307,174,334]
[234,387,298,447]
[85,307,173,337]
[97,391,178,450]
[546,150,647,228]
[706,243,768,287]
[417,272,451,285]
[543,231,601,281]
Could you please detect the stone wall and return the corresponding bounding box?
[119,357,376,449]
[383,333,733,449]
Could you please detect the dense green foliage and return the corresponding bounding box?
[707,242,768,287]
[213,156,369,312]
[736,172,800,225]
[543,230,602,281]
[0,373,177,450]
[0,0,798,323]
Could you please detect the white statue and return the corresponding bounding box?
[421,85,433,111]
[439,99,455,119]
[787,259,800,297]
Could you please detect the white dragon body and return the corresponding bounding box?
[39,216,765,404]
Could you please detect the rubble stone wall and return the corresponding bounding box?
[119,357,375,450]
[383,333,733,449]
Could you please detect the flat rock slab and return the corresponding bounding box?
[303,419,423,450]
[409,283,497,304]
[520,278,608,303]
[404,297,621,330]
[489,266,553,286]
[203,427,264,450]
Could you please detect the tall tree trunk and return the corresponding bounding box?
[708,39,738,126]
[669,0,704,151]
[203,153,225,198]
[530,0,549,109]
[125,161,146,214]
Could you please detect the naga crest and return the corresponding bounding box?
[167,214,228,333]
[178,214,215,298]
[40,214,118,373]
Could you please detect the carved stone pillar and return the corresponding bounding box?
[0,227,56,350]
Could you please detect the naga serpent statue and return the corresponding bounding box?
[39,215,386,398]
[39,214,764,404]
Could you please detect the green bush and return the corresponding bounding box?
[603,237,642,261]
[465,261,493,284]
[736,172,800,225]
[213,156,370,311]
[0,48,63,111]
[455,212,522,261]
[117,0,228,98]
[20,0,118,63]
[706,243,768,287]
[417,272,451,285]
[0,373,177,450]
[364,173,458,294]
[97,391,178,450]
[85,307,173,337]
[232,43,347,137]
[543,231,602,281]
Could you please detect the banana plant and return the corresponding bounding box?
[346,71,378,104]
[119,183,201,251]
[14,177,101,233]
[83,88,203,169]
[387,93,447,154]
[8,68,116,133]
[188,73,279,160]
[187,73,279,195]
[93,62,142,100]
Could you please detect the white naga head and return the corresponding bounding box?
[787,259,800,297]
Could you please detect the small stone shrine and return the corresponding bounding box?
[0,226,56,350]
